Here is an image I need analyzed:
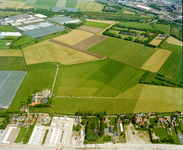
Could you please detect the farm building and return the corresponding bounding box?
[119,123,123,132]
[109,126,114,133]
[52,7,78,12]
[34,14,47,18]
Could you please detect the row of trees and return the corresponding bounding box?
[75,110,107,117]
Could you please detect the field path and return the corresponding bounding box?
[49,39,104,59]
[97,21,119,35]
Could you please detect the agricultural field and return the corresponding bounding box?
[33,97,138,115]
[0,11,21,17]
[158,52,182,83]
[53,59,145,97]
[0,25,17,32]
[79,25,103,34]
[56,0,67,7]
[84,21,110,28]
[166,36,182,46]
[8,67,56,112]
[117,22,152,31]
[153,128,169,140]
[86,19,114,24]
[141,49,172,73]
[0,40,12,49]
[0,49,22,57]
[0,1,26,9]
[0,57,26,71]
[149,35,162,46]
[133,84,182,113]
[23,3,50,10]
[11,35,35,48]
[123,10,135,15]
[73,35,108,51]
[35,0,57,6]
[23,40,98,65]
[160,43,182,54]
[65,0,77,8]
[88,37,156,68]
[171,28,182,39]
[53,30,93,45]
[152,24,171,34]
[15,127,27,143]
[76,1,104,12]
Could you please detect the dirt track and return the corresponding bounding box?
[49,39,104,59]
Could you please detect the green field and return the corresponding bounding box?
[153,128,168,140]
[0,26,17,32]
[0,40,12,49]
[9,67,56,112]
[24,3,50,10]
[0,11,22,17]
[15,127,27,143]
[158,52,182,83]
[117,22,152,31]
[32,97,138,114]
[171,28,182,39]
[149,118,157,126]
[152,24,171,34]
[65,0,77,8]
[35,0,57,6]
[161,43,182,54]
[172,128,179,143]
[27,62,61,71]
[0,57,26,71]
[84,21,110,28]
[11,35,35,48]
[54,59,145,97]
[88,37,156,68]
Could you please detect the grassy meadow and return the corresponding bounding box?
[160,43,182,54]
[84,21,110,28]
[0,25,17,32]
[53,59,145,97]
[88,37,156,68]
[152,24,171,34]
[0,57,26,71]
[158,52,182,83]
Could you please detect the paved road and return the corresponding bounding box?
[0,143,183,150]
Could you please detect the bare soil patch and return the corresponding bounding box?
[73,35,108,51]
[125,123,150,144]
[79,25,103,34]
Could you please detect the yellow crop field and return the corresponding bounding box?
[0,49,22,57]
[149,34,162,46]
[3,2,16,8]
[23,40,98,65]
[53,30,93,45]
[86,19,114,24]
[141,49,172,73]
[76,1,88,9]
[166,36,183,46]
[13,2,26,9]
[85,2,96,10]
[0,2,8,8]
[91,3,103,12]
[56,0,67,7]
[133,84,183,113]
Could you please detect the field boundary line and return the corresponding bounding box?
[0,71,12,90]
[55,96,117,99]
[51,65,60,96]
[49,39,104,59]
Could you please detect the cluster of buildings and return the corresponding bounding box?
[30,89,51,106]
[2,14,47,26]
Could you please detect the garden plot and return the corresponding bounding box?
[53,30,93,45]
[141,49,172,73]
[166,36,183,46]
[23,26,64,38]
[73,35,108,51]
[49,16,80,25]
[0,71,26,108]
[79,25,103,33]
[17,22,53,31]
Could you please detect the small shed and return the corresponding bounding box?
[42,97,48,104]
[109,126,113,133]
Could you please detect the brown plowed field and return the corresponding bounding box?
[49,39,104,59]
[73,35,108,51]
[79,25,103,33]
